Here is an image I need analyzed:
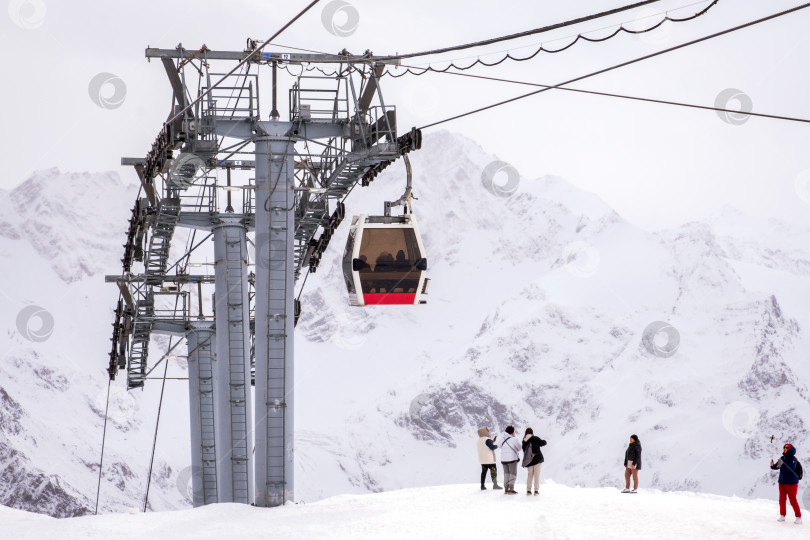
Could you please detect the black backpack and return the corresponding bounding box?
[521,440,535,468]
[797,459,804,481]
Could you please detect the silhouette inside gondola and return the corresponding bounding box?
[343,218,427,303]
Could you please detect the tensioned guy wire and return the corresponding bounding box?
[94,379,111,514]
[415,66,810,125]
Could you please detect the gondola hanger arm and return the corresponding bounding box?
[384,153,414,216]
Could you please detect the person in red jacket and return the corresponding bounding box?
[770,443,802,524]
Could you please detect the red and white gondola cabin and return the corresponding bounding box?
[342,214,428,306]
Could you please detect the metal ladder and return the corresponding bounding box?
[196,331,218,504]
[224,235,250,502]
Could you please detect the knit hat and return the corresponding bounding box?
[477,427,490,437]
[630,434,639,442]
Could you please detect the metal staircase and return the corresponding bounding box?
[126,197,182,389]
[144,198,181,284]
[127,288,154,389]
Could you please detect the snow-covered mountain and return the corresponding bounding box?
[1,132,809,517]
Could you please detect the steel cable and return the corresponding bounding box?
[419,2,810,129]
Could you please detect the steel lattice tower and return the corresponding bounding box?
[107,43,421,506]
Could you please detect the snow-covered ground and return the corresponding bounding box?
[2,483,805,540]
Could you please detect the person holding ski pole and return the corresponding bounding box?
[770,442,802,524]
[622,434,642,493]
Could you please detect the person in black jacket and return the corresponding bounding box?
[521,427,546,495]
[770,443,802,524]
[622,434,642,493]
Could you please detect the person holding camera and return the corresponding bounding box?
[477,427,502,490]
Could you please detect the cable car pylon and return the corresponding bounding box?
[105,42,421,508]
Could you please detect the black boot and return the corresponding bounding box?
[481,484,487,490]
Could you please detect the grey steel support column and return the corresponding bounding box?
[212,217,253,504]
[253,128,296,506]
[186,322,217,507]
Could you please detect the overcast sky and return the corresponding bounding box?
[2,0,809,230]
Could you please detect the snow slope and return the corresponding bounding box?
[2,483,806,540]
[1,132,809,517]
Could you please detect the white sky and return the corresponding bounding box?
[2,0,810,230]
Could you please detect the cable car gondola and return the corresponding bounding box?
[342,155,428,306]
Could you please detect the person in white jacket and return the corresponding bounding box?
[499,426,522,494]
[477,427,502,490]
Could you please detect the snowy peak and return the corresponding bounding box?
[737,295,805,401]
[659,221,747,305]
[707,205,810,277]
[0,168,137,282]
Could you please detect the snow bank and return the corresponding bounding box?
[2,482,804,540]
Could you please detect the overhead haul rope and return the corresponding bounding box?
[269,5,810,126]
[385,0,720,76]
[272,0,718,79]
[419,2,810,130]
[375,0,670,60]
